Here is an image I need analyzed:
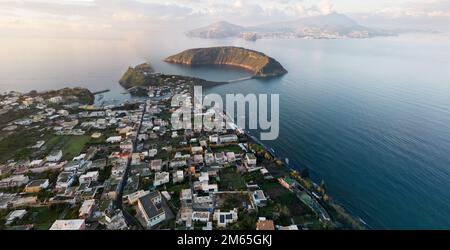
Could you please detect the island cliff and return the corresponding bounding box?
[164,46,287,78]
[119,63,155,89]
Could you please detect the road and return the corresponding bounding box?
[114,101,147,228]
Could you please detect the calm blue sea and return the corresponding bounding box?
[1,33,449,229]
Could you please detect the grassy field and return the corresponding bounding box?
[0,127,45,162]
[218,167,246,191]
[260,181,314,224]
[61,135,91,160]
[13,205,65,230]
[211,144,243,154]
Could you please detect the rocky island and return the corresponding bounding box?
[119,63,155,89]
[164,46,288,78]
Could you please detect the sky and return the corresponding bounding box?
[0,0,449,39]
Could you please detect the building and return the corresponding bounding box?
[47,150,63,162]
[192,211,210,223]
[5,209,27,225]
[153,172,170,187]
[245,153,257,166]
[278,177,296,190]
[277,225,299,230]
[209,135,219,144]
[252,190,268,207]
[120,140,133,151]
[79,171,99,184]
[191,146,203,154]
[0,175,29,189]
[179,207,193,228]
[170,158,186,168]
[219,134,238,143]
[56,172,75,189]
[91,132,102,139]
[127,190,150,205]
[48,96,63,104]
[137,191,166,228]
[214,152,227,163]
[131,153,144,165]
[214,209,238,228]
[180,189,192,204]
[193,154,204,164]
[204,153,215,165]
[256,217,275,230]
[79,199,96,219]
[11,196,38,208]
[226,152,236,162]
[172,170,184,183]
[161,191,171,201]
[24,179,49,193]
[50,219,86,230]
[150,159,163,171]
[106,136,122,143]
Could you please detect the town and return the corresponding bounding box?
[0,75,363,230]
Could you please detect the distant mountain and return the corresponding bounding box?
[187,13,396,40]
[186,21,245,39]
[165,46,287,78]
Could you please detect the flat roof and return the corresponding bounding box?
[50,219,85,230]
[138,192,164,219]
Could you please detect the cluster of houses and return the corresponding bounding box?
[0,78,311,230]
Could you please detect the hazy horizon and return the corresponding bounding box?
[1,0,450,41]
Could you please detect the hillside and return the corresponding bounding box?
[165,46,287,78]
[186,21,245,39]
[119,63,155,89]
[187,13,396,40]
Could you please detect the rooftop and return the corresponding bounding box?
[50,219,85,230]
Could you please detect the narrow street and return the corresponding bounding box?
[114,101,147,228]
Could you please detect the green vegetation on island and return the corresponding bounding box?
[119,63,155,89]
[165,46,288,78]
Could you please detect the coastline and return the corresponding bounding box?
[219,107,366,229]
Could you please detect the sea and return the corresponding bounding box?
[1,32,450,229]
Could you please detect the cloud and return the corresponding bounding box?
[0,0,449,37]
[318,0,334,15]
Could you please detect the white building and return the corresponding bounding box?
[5,209,27,225]
[170,158,187,168]
[24,179,49,193]
[172,170,184,183]
[106,136,122,143]
[192,211,210,223]
[191,146,203,154]
[226,152,236,162]
[48,96,63,104]
[47,150,63,162]
[245,153,257,166]
[50,219,86,230]
[219,134,238,143]
[0,175,29,189]
[209,135,219,144]
[150,159,163,171]
[79,171,99,184]
[137,191,166,228]
[153,172,170,187]
[79,199,96,219]
[127,190,150,205]
[252,190,268,207]
[56,172,75,189]
[214,209,238,228]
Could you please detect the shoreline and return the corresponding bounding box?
[219,107,366,229]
